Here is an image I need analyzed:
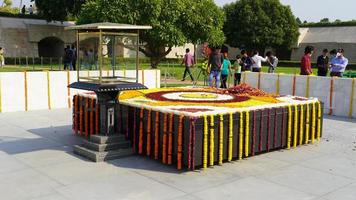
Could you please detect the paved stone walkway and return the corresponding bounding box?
[0,109,355,200]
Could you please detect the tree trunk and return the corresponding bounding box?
[150,57,162,69]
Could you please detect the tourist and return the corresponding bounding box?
[329,49,337,60]
[21,5,26,14]
[64,45,73,70]
[0,47,4,68]
[28,5,34,15]
[181,48,195,81]
[266,51,279,73]
[251,50,268,72]
[330,49,348,77]
[233,55,242,86]
[71,45,77,71]
[300,46,314,75]
[241,50,252,71]
[220,53,232,89]
[208,47,224,88]
[317,49,329,76]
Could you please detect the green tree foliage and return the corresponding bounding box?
[301,19,356,27]
[31,0,86,21]
[296,17,302,25]
[320,18,330,23]
[78,0,225,68]
[3,0,12,7]
[223,0,299,52]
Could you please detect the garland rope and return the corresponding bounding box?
[239,111,244,160]
[146,110,152,156]
[349,78,355,118]
[287,105,292,149]
[154,112,159,160]
[252,110,256,156]
[228,113,233,161]
[273,108,278,149]
[329,78,334,115]
[132,108,137,153]
[177,115,184,169]
[168,113,174,164]
[162,113,168,164]
[317,102,322,141]
[259,110,263,152]
[219,114,224,165]
[267,109,271,152]
[311,102,316,144]
[139,107,144,154]
[203,115,208,168]
[209,115,215,166]
[299,104,304,145]
[245,111,250,157]
[305,103,310,144]
[293,104,298,148]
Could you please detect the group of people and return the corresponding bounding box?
[64,45,77,71]
[181,47,279,88]
[21,5,34,15]
[301,46,349,77]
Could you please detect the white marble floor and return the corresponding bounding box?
[0,109,355,200]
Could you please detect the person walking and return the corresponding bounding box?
[21,5,26,14]
[0,47,4,68]
[71,45,77,71]
[28,5,34,15]
[181,48,195,81]
[266,51,278,73]
[330,49,348,77]
[300,46,314,75]
[251,50,268,72]
[317,49,329,76]
[220,54,232,89]
[208,47,224,88]
[241,50,252,71]
[64,45,74,70]
[233,55,242,86]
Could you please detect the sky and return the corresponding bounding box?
[3,0,356,22]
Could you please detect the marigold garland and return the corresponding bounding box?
[84,98,89,137]
[203,115,208,168]
[239,111,244,160]
[267,109,271,152]
[146,110,152,156]
[287,105,292,149]
[228,113,233,161]
[154,112,159,160]
[209,115,215,166]
[305,103,310,144]
[311,102,316,144]
[162,113,168,164]
[219,114,224,165]
[293,105,298,148]
[177,115,184,170]
[245,111,250,157]
[317,102,322,141]
[168,113,174,164]
[139,107,144,154]
[299,104,304,145]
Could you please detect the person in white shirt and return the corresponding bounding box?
[251,50,268,72]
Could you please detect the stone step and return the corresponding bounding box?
[83,140,131,152]
[90,135,126,144]
[73,145,134,162]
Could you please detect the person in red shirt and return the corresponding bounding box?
[300,46,314,75]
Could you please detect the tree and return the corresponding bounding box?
[3,0,12,7]
[223,0,299,52]
[334,19,341,23]
[77,0,225,68]
[303,20,308,24]
[296,17,302,25]
[31,0,87,21]
[320,18,329,23]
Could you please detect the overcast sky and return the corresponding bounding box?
[4,0,356,22]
